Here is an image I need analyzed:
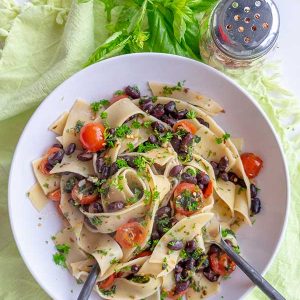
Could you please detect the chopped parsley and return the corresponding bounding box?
[115,124,132,138]
[216,133,231,144]
[104,129,117,148]
[130,275,150,284]
[127,142,135,152]
[116,158,128,169]
[97,249,108,256]
[74,120,84,133]
[127,188,142,205]
[100,111,108,119]
[43,183,49,188]
[179,249,188,259]
[133,156,152,172]
[158,131,173,143]
[149,239,159,251]
[137,141,159,153]
[143,190,151,205]
[53,244,70,268]
[99,285,116,296]
[114,89,124,95]
[186,110,196,119]
[64,176,77,193]
[221,228,236,238]
[131,120,141,129]
[143,120,152,128]
[90,99,109,112]
[110,257,120,265]
[160,290,168,300]
[162,257,168,270]
[232,245,241,254]
[162,81,185,96]
[90,216,103,225]
[194,135,201,143]
[186,168,197,176]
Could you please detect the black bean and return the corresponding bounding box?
[196,257,209,270]
[185,240,197,253]
[151,231,160,240]
[175,281,190,294]
[161,115,177,126]
[181,172,197,184]
[151,104,165,119]
[238,178,247,188]
[84,216,97,230]
[77,151,93,161]
[131,264,140,273]
[156,206,171,218]
[174,109,188,120]
[197,117,209,128]
[107,201,125,212]
[96,157,105,173]
[170,217,178,227]
[208,244,221,255]
[65,143,76,155]
[210,161,219,177]
[251,197,261,215]
[140,100,154,113]
[167,240,184,251]
[219,156,229,172]
[171,136,180,152]
[148,135,157,144]
[174,273,182,283]
[225,239,233,246]
[108,128,116,135]
[203,267,219,282]
[196,172,210,186]
[52,143,63,148]
[169,165,183,177]
[250,183,258,198]
[125,85,140,99]
[164,101,176,113]
[180,133,194,150]
[48,149,64,165]
[198,183,204,191]
[181,269,189,279]
[228,172,239,184]
[99,165,110,179]
[123,156,136,168]
[110,162,118,176]
[88,202,103,213]
[219,172,229,182]
[184,258,195,270]
[174,264,183,273]
[151,121,165,133]
[45,162,54,172]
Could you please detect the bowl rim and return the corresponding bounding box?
[8,52,290,300]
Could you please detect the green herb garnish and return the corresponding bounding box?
[90,99,109,112]
[186,110,196,119]
[115,124,132,138]
[131,120,141,129]
[116,158,128,169]
[162,81,185,96]
[127,142,135,152]
[216,133,231,144]
[53,244,70,268]
[100,111,108,119]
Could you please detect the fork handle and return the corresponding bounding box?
[220,239,285,300]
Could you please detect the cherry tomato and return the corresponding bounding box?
[115,222,147,249]
[173,183,203,216]
[110,94,128,104]
[71,182,98,205]
[174,182,196,198]
[47,188,61,202]
[80,123,105,152]
[98,274,115,289]
[173,120,197,135]
[209,252,236,277]
[167,289,187,300]
[135,250,152,258]
[203,181,213,198]
[39,147,61,175]
[241,152,263,179]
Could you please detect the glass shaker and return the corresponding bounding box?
[199,0,280,70]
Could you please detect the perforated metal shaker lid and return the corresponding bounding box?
[211,0,280,60]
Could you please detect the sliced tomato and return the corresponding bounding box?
[174,182,196,198]
[203,181,213,198]
[46,146,61,156]
[209,252,236,277]
[38,147,61,175]
[241,152,263,179]
[71,183,98,205]
[98,274,115,289]
[115,222,147,249]
[135,250,152,258]
[80,123,105,152]
[47,188,61,202]
[173,120,197,135]
[110,94,128,104]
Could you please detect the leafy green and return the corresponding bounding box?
[53,244,70,268]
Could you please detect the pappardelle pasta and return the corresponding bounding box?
[29,82,263,299]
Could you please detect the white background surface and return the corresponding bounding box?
[14,0,300,101]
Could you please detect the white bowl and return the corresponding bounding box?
[8,53,289,300]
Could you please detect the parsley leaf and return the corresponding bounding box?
[74,120,84,133]
[53,244,70,268]
[137,141,159,153]
[100,111,108,119]
[115,124,132,138]
[221,228,236,238]
[127,142,135,152]
[216,133,231,144]
[116,158,128,169]
[186,110,196,119]
[143,120,152,128]
[162,81,185,96]
[90,99,109,112]
[131,120,141,129]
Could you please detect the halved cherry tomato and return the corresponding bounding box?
[38,147,61,175]
[47,188,61,202]
[71,182,98,205]
[98,274,115,289]
[209,252,236,277]
[80,123,105,152]
[174,182,196,198]
[173,183,204,216]
[203,181,213,198]
[173,120,197,135]
[115,222,147,249]
[135,250,152,258]
[167,289,187,300]
[110,94,128,104]
[241,152,263,179]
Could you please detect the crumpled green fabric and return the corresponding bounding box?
[0,1,299,300]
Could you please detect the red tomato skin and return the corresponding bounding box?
[47,188,61,202]
[203,181,213,198]
[71,184,98,205]
[173,120,197,135]
[98,274,115,289]
[80,123,105,152]
[173,183,196,198]
[241,152,263,179]
[209,252,236,276]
